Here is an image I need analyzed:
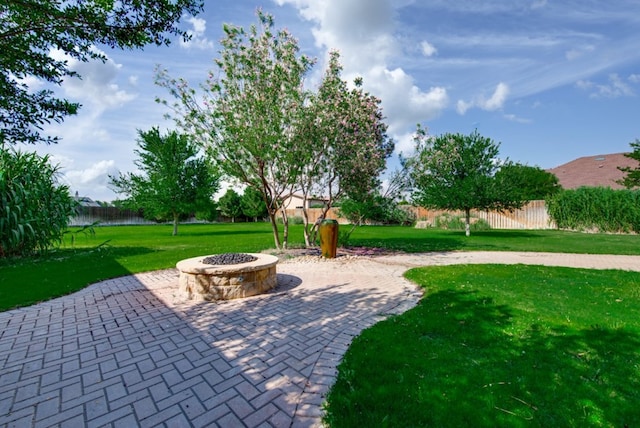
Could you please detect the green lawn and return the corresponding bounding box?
[324,264,640,427]
[0,223,638,311]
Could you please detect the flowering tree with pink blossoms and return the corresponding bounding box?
[157,10,313,249]
[157,12,392,249]
[296,51,394,246]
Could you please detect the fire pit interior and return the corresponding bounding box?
[176,253,278,301]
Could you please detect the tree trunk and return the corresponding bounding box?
[465,208,471,237]
[280,206,289,249]
[267,210,281,249]
[309,203,332,246]
[302,209,311,247]
[172,213,179,236]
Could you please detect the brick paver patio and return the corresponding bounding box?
[1,251,639,427]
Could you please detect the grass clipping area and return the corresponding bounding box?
[323,264,640,427]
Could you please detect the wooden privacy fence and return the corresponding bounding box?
[286,200,556,230]
[69,206,153,226]
[410,200,555,230]
[71,201,554,229]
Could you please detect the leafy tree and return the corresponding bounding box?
[217,189,243,223]
[194,199,218,222]
[157,10,313,249]
[0,0,203,146]
[495,163,562,201]
[296,51,394,246]
[241,186,267,222]
[109,128,218,236]
[618,139,640,189]
[409,127,526,236]
[1,147,76,257]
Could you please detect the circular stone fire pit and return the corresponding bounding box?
[176,253,278,301]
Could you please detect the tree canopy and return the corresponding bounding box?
[409,127,526,236]
[296,51,394,245]
[241,186,268,222]
[494,163,562,201]
[157,10,313,248]
[0,0,203,146]
[217,189,243,223]
[618,139,640,189]
[109,128,218,235]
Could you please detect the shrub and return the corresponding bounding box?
[0,148,76,257]
[278,216,304,225]
[434,213,491,231]
[547,187,640,233]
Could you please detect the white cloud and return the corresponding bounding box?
[565,45,594,60]
[504,113,532,124]
[66,160,117,186]
[367,66,448,134]
[577,73,635,98]
[420,40,437,57]
[629,74,640,83]
[50,47,137,112]
[485,82,510,110]
[275,0,448,146]
[180,16,215,50]
[53,159,118,200]
[456,82,510,114]
[394,131,418,156]
[531,0,548,9]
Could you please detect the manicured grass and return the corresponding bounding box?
[323,265,640,427]
[0,223,638,311]
[0,222,300,311]
[347,226,640,255]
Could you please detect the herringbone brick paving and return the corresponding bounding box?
[1,251,639,427]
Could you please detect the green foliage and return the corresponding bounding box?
[495,163,562,201]
[295,51,394,246]
[241,186,267,221]
[217,189,243,222]
[158,23,392,249]
[194,199,218,222]
[324,264,640,427]
[618,138,640,189]
[339,195,414,227]
[157,10,313,249]
[0,0,203,145]
[433,213,491,231]
[409,128,526,236]
[547,187,640,233]
[109,128,219,235]
[299,50,393,203]
[0,147,76,257]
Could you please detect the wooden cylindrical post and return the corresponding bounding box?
[319,219,339,258]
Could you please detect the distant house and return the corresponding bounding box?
[547,153,639,189]
[281,193,328,210]
[73,192,102,207]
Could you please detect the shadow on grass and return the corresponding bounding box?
[348,235,467,253]
[472,230,548,239]
[326,289,640,427]
[180,228,274,237]
[0,245,154,311]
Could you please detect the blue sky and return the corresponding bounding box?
[33,0,640,201]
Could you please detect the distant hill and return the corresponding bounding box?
[547,153,639,189]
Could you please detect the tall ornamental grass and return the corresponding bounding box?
[547,187,640,233]
[0,148,76,257]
